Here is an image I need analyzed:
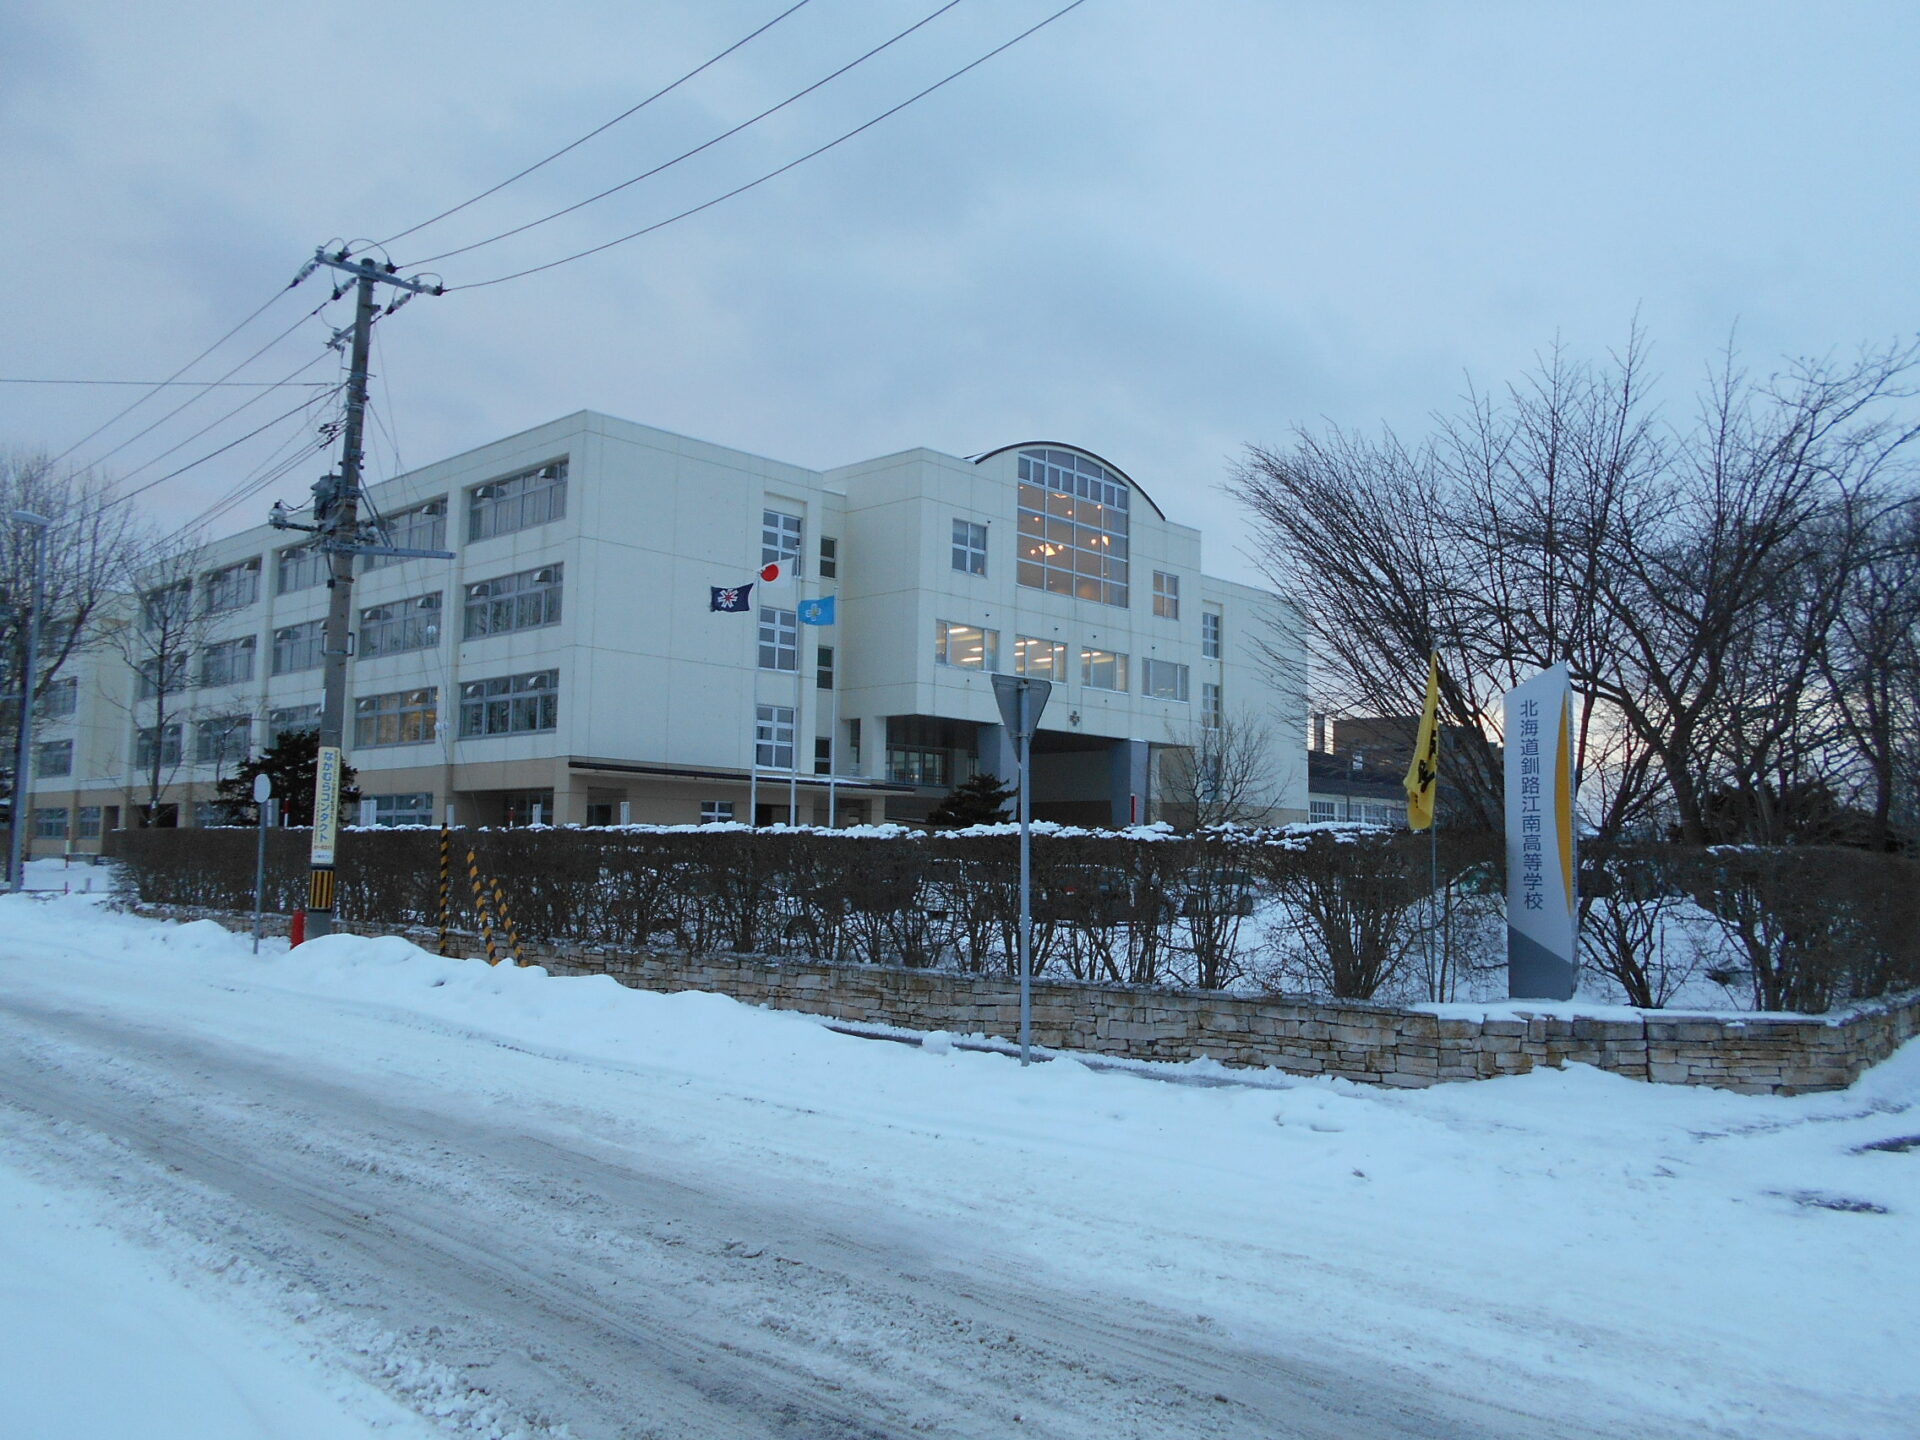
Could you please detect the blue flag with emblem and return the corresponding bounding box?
[709,582,753,613]
[797,595,836,626]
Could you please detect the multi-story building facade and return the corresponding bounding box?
[21,412,1306,851]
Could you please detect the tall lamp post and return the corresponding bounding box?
[7,509,50,893]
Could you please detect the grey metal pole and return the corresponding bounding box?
[1018,695,1033,1065]
[252,773,272,953]
[7,511,50,893]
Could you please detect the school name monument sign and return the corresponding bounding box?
[1506,663,1578,999]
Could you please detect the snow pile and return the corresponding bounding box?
[2,886,1917,1438]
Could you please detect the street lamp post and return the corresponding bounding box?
[8,509,51,893]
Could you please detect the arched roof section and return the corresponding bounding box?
[970,441,1168,521]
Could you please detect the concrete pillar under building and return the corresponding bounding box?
[1109,738,1150,827]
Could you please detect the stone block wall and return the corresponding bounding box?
[152,908,1920,1094]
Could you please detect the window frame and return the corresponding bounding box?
[1142,657,1190,702]
[194,714,252,766]
[1014,449,1132,607]
[951,518,988,576]
[34,739,73,778]
[276,544,328,595]
[201,557,261,615]
[1201,610,1223,659]
[758,606,798,672]
[1080,647,1129,692]
[197,635,256,689]
[463,564,562,640]
[353,687,439,748]
[457,671,558,739]
[1013,635,1067,682]
[272,619,326,676]
[364,497,448,568]
[761,508,803,573]
[755,704,795,770]
[1152,571,1180,620]
[360,591,444,658]
[467,460,568,543]
[933,619,998,671]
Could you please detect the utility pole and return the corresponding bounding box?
[272,246,444,938]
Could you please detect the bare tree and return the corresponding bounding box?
[1229,334,1920,846]
[108,533,210,826]
[1158,707,1291,829]
[2,451,142,810]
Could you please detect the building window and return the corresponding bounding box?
[198,635,256,688]
[136,654,187,699]
[952,519,988,576]
[755,704,795,769]
[77,806,103,840]
[361,592,443,657]
[1310,799,1339,822]
[1015,448,1130,607]
[762,509,803,573]
[368,793,435,827]
[34,808,68,840]
[818,536,838,579]
[42,676,77,718]
[267,704,321,744]
[1202,610,1222,659]
[141,580,192,632]
[354,687,437,747]
[459,671,557,738]
[887,747,950,786]
[847,717,861,766]
[1153,571,1180,620]
[276,544,328,594]
[934,620,997,670]
[814,736,833,775]
[134,723,183,768]
[365,497,447,567]
[701,799,736,824]
[195,714,251,766]
[34,740,72,778]
[1143,658,1190,702]
[1201,681,1223,729]
[759,607,798,672]
[272,620,326,675]
[469,460,567,542]
[464,563,562,639]
[201,558,261,615]
[1013,635,1067,682]
[1081,647,1128,691]
[816,645,835,691]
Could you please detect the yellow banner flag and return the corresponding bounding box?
[1403,653,1441,831]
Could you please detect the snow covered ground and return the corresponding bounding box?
[2,870,1916,1438]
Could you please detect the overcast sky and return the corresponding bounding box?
[5,0,1916,586]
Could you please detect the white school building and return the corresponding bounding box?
[21,412,1307,850]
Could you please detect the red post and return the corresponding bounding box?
[290,908,306,948]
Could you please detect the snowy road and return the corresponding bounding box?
[0,989,1548,1440]
[3,894,1916,1439]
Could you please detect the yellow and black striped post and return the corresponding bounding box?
[488,876,524,966]
[465,847,500,966]
[436,825,453,956]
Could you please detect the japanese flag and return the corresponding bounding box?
[757,559,795,588]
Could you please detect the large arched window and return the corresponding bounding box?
[1014,448,1130,606]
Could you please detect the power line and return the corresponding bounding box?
[49,274,314,468]
[0,378,336,387]
[407,0,963,269]
[450,0,1090,292]
[78,301,336,475]
[100,383,348,514]
[105,332,339,486]
[379,0,815,251]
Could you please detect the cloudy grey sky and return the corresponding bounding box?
[5,0,1915,585]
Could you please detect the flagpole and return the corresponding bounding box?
[827,624,840,828]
